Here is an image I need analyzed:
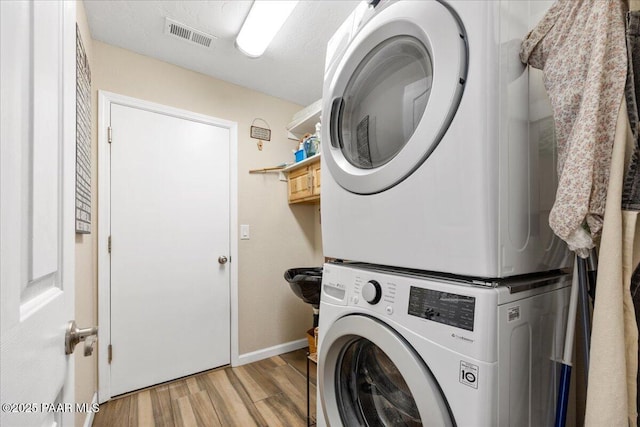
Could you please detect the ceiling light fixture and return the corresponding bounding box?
[235,0,299,58]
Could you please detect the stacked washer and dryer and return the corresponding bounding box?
[317,1,573,426]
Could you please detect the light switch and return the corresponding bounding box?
[240,224,250,240]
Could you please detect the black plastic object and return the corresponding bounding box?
[284,267,323,309]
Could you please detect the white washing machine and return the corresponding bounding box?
[317,262,570,426]
[321,0,570,278]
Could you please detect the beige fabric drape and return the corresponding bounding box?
[585,97,640,427]
[585,2,640,426]
[522,1,640,425]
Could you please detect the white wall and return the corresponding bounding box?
[74,4,324,409]
[74,2,98,425]
[91,41,324,354]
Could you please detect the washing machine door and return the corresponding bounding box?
[319,315,454,426]
[323,0,467,195]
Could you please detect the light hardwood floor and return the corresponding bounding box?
[93,349,317,427]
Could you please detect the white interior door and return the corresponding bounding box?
[1,1,76,426]
[109,103,231,396]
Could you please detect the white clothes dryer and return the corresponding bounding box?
[321,0,570,278]
[317,262,570,426]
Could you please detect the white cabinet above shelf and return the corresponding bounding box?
[287,99,322,140]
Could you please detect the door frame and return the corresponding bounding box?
[97,91,239,403]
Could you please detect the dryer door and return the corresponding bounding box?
[323,1,466,195]
[319,315,454,426]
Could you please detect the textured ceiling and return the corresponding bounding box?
[83,0,360,106]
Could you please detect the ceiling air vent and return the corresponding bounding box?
[164,18,215,48]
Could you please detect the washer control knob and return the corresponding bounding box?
[361,280,382,305]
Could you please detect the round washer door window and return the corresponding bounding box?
[337,337,422,426]
[318,315,454,427]
[323,1,467,194]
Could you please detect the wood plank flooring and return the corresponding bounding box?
[93,349,317,427]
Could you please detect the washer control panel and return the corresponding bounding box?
[352,273,397,313]
[320,263,522,362]
[322,264,475,332]
[361,280,382,304]
[408,287,475,331]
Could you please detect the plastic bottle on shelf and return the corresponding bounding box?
[304,136,318,157]
[314,122,321,153]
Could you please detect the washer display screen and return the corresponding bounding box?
[408,287,475,331]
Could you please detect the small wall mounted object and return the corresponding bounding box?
[248,164,288,182]
[250,118,271,151]
[75,25,92,234]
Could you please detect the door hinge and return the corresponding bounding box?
[108,126,112,144]
[108,236,112,253]
[108,344,113,364]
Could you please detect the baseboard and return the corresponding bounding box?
[235,338,308,366]
[84,392,98,427]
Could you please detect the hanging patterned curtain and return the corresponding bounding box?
[522,1,640,426]
[520,0,627,257]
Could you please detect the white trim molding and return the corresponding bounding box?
[83,392,98,427]
[236,338,308,367]
[97,91,239,403]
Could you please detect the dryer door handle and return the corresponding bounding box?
[329,97,344,149]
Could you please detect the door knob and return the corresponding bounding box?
[218,256,228,264]
[65,320,98,355]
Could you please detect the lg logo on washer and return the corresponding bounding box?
[460,361,479,389]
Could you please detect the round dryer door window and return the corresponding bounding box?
[323,1,467,194]
[337,36,432,170]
